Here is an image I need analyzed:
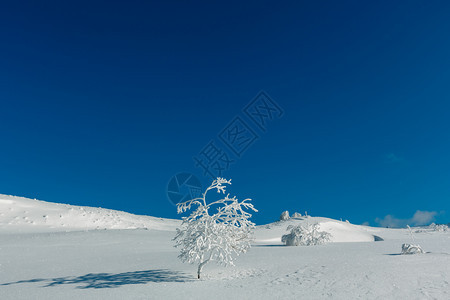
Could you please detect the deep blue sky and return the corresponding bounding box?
[1,1,450,226]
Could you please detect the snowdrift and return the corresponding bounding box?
[0,194,180,233]
[255,217,378,244]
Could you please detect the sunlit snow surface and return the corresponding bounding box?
[1,194,449,299]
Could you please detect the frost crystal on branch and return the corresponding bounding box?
[173,177,257,279]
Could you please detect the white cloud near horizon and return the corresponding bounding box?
[375,210,438,228]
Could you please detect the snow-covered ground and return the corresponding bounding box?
[1,194,449,299]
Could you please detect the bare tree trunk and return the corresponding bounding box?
[197,259,209,279]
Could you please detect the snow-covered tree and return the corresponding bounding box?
[282,223,331,246]
[291,212,302,218]
[280,210,290,221]
[173,178,257,279]
[429,223,448,232]
[415,223,449,233]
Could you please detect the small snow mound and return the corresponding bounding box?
[255,217,378,245]
[319,221,376,243]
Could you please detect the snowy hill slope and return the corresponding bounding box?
[254,217,379,244]
[0,194,180,233]
[1,194,381,245]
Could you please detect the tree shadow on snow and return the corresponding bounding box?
[0,269,194,289]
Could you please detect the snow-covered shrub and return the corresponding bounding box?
[282,223,331,246]
[174,178,257,279]
[401,225,424,254]
[280,210,290,221]
[415,223,448,233]
[291,212,302,218]
[429,223,448,232]
[401,243,424,255]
